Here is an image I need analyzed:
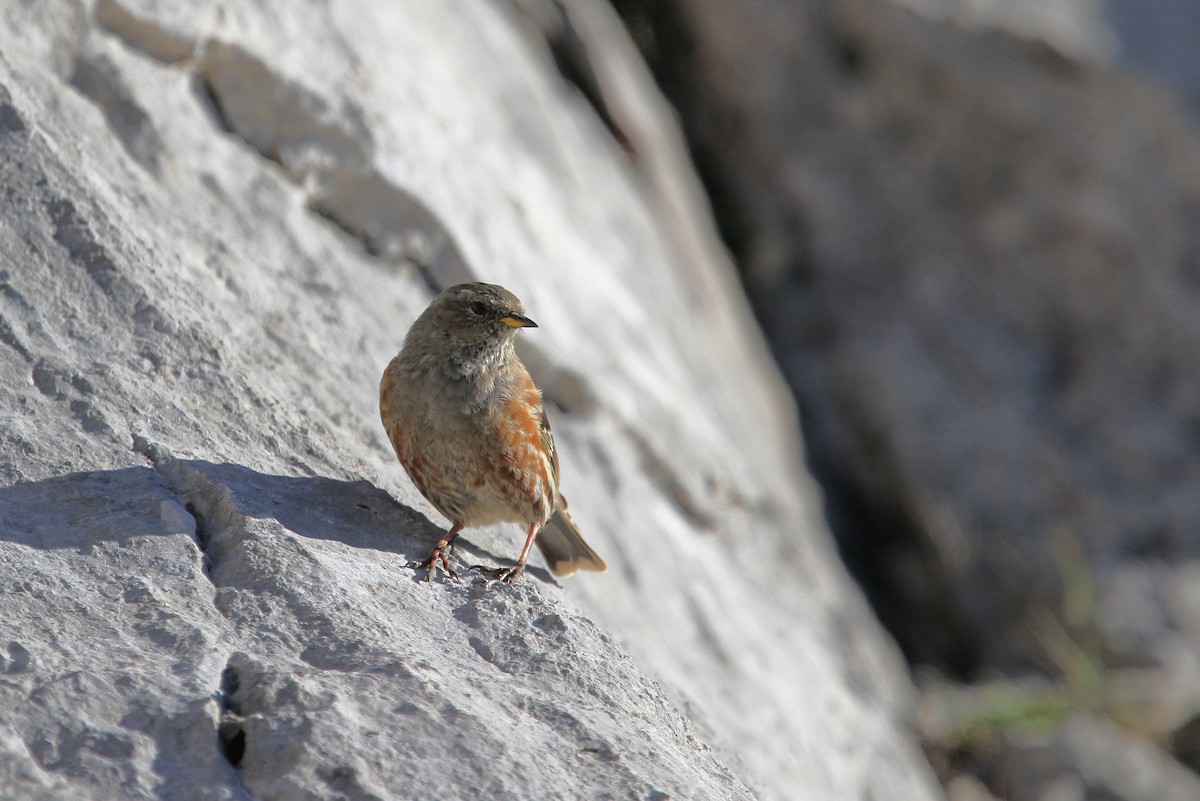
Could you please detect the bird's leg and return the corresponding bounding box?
[473,522,538,583]
[409,523,463,581]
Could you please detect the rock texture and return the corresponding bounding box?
[0,1,939,800]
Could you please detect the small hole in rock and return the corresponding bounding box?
[218,719,246,769]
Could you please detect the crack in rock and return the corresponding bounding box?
[198,42,373,171]
[92,8,565,311]
[90,3,458,289]
[193,42,464,291]
[133,435,243,587]
[216,657,247,771]
[511,0,632,153]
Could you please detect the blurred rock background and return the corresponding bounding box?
[594,0,1200,798]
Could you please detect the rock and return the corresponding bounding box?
[628,0,1200,679]
[0,1,939,799]
[1002,715,1200,801]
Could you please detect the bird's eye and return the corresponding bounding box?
[469,301,487,316]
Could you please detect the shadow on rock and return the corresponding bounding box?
[0,466,177,548]
[0,461,550,581]
[175,461,545,579]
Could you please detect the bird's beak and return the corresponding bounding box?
[500,312,538,328]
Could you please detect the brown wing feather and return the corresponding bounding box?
[477,369,558,526]
[537,403,560,492]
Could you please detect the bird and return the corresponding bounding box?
[379,282,607,582]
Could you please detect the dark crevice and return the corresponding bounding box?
[95,22,469,297]
[219,662,241,714]
[218,723,246,771]
[302,190,456,297]
[217,716,247,769]
[305,201,390,259]
[216,659,247,772]
[132,436,257,790]
[195,41,373,175]
[189,501,216,582]
[184,502,211,549]
[192,73,235,135]
[520,1,631,151]
[132,436,230,585]
[179,498,218,582]
[608,0,755,267]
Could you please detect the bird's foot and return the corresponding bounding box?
[469,562,525,584]
[407,542,458,582]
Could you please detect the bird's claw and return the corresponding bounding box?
[408,544,459,582]
[469,563,525,584]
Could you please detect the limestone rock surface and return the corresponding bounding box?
[0,1,940,800]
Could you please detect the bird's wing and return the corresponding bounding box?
[536,401,560,491]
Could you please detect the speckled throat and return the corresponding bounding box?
[402,331,519,414]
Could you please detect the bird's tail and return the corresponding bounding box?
[536,501,607,577]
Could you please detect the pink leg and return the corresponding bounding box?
[506,522,540,581]
[410,523,463,581]
[475,522,538,583]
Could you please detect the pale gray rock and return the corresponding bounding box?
[0,1,939,800]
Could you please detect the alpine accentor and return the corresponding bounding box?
[380,282,607,582]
